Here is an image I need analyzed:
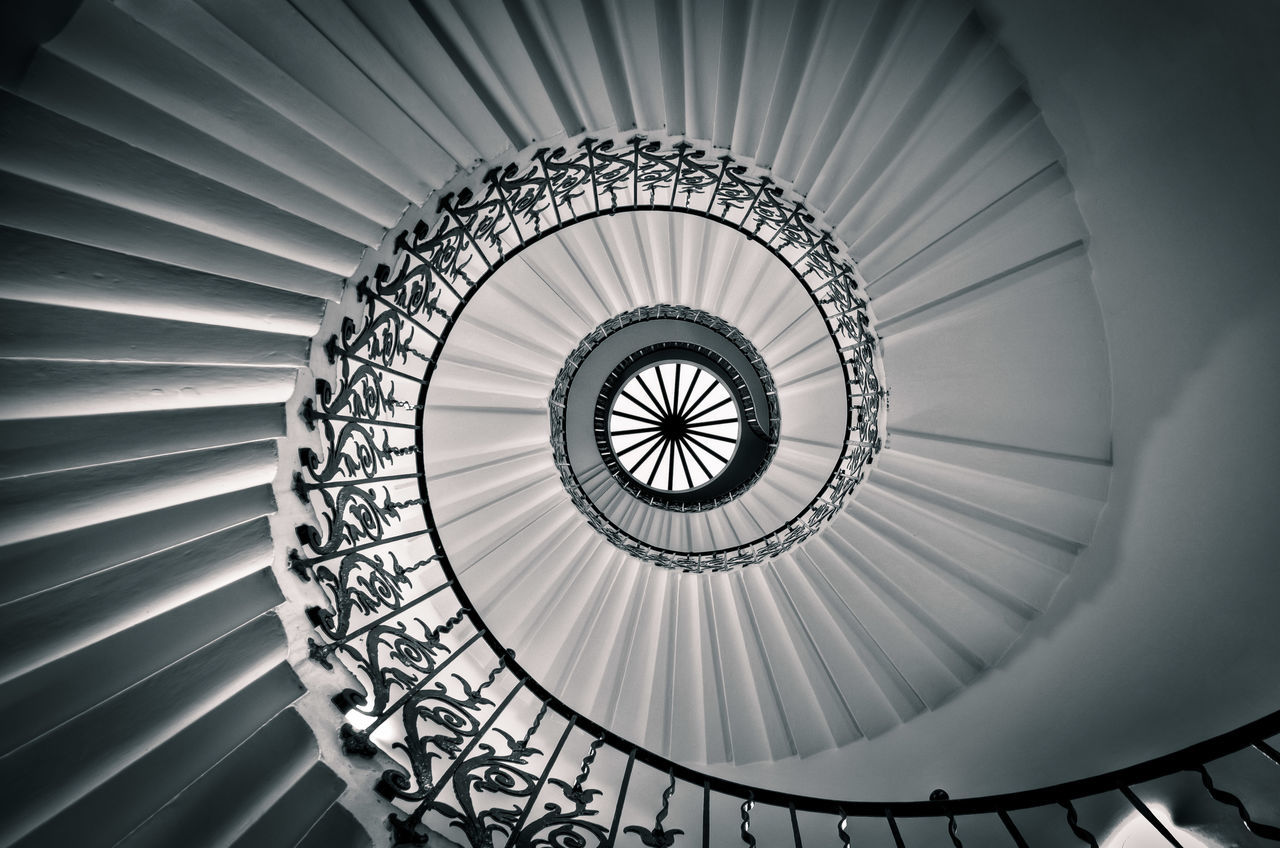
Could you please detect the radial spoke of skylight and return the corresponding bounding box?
[608,361,741,493]
[676,367,703,418]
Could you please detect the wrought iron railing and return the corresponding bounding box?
[294,132,884,572]
[291,133,1278,846]
[292,537,1280,846]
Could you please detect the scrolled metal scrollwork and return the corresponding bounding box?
[300,131,885,576]
[623,770,683,847]
[331,607,465,726]
[284,128,1278,848]
[306,550,437,641]
[298,420,403,486]
[310,367,402,424]
[377,661,507,806]
[424,703,552,848]
[739,793,757,847]
[1191,763,1280,841]
[1059,799,1100,847]
[506,734,610,848]
[294,484,419,558]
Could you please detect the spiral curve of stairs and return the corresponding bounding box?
[0,0,1123,844]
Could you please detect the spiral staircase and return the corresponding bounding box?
[2,0,1279,846]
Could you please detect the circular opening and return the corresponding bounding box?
[555,305,787,524]
[607,360,741,493]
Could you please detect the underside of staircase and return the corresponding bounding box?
[2,0,1278,846]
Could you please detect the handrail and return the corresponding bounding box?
[414,133,882,573]
[420,500,1280,819]
[292,131,1280,845]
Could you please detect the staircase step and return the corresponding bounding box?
[0,298,310,366]
[807,530,969,708]
[800,0,963,200]
[834,30,1018,241]
[824,12,994,227]
[0,360,298,420]
[116,708,318,848]
[774,0,897,184]
[880,246,1110,461]
[509,537,611,680]
[670,575,718,762]
[435,474,565,565]
[0,404,284,479]
[705,575,791,763]
[866,162,1079,301]
[608,567,675,749]
[408,0,567,145]
[228,761,347,848]
[774,551,904,733]
[876,448,1105,550]
[835,505,1022,669]
[867,473,1072,588]
[738,565,843,757]
[0,227,325,336]
[297,0,481,169]
[1,614,299,847]
[477,518,600,637]
[587,562,657,727]
[0,485,275,606]
[855,483,1058,617]
[46,0,411,220]
[0,516,276,688]
[0,170,344,299]
[0,90,367,275]
[293,801,372,848]
[0,440,278,547]
[114,0,428,199]
[1,562,281,757]
[195,0,456,189]
[545,550,633,694]
[19,50,387,247]
[340,0,510,160]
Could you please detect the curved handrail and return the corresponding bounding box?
[291,131,1279,845]
[421,513,1280,819]
[403,132,884,572]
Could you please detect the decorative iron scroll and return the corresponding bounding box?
[352,132,884,570]
[300,133,884,577]
[292,132,1279,845]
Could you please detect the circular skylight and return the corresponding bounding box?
[607,361,741,492]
